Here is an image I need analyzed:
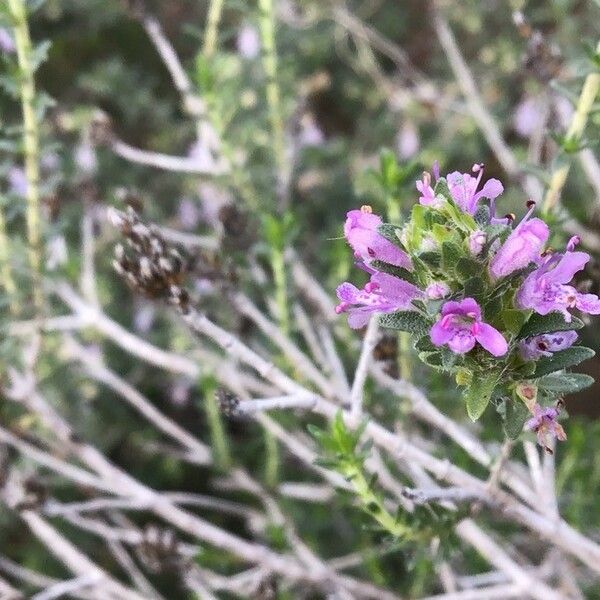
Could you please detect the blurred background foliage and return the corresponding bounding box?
[1,0,600,597]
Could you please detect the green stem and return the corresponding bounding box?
[263,426,280,488]
[201,376,232,470]
[8,0,44,314]
[399,332,412,381]
[270,245,290,336]
[345,464,410,539]
[0,205,19,316]
[542,40,600,214]
[257,0,286,181]
[202,0,224,59]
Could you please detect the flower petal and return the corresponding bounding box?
[336,282,360,303]
[430,321,453,346]
[371,272,422,306]
[347,310,371,329]
[447,332,476,354]
[475,323,508,356]
[576,292,600,315]
[549,251,589,284]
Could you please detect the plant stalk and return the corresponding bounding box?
[542,41,600,213]
[9,0,44,313]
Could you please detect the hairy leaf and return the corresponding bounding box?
[518,313,584,340]
[464,373,499,421]
[533,346,595,378]
[379,311,431,336]
[537,372,595,395]
[504,399,530,439]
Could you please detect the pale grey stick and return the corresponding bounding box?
[455,519,566,600]
[31,575,101,600]
[349,316,379,419]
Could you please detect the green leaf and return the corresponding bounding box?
[473,205,490,225]
[455,257,482,279]
[370,261,417,284]
[504,399,530,439]
[533,347,595,378]
[441,241,463,273]
[414,335,436,352]
[379,311,430,336]
[464,277,485,299]
[377,223,402,244]
[537,372,595,395]
[518,313,584,340]
[419,251,441,269]
[464,373,499,421]
[502,309,532,336]
[418,351,444,371]
[431,224,452,244]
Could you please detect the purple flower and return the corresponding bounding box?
[430,298,508,356]
[0,28,15,54]
[335,272,423,329]
[344,207,412,269]
[237,24,260,59]
[516,242,600,321]
[489,203,549,280]
[397,121,420,159]
[425,281,450,300]
[526,403,567,451]
[8,167,27,197]
[513,95,543,138]
[446,164,504,215]
[469,230,486,256]
[519,330,578,361]
[416,171,438,207]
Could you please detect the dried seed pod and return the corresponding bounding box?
[136,525,182,574]
[216,388,240,416]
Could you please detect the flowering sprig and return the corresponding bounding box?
[336,162,598,448]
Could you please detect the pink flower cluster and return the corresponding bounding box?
[336,163,600,446]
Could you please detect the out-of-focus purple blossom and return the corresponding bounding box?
[516,241,600,321]
[178,198,201,230]
[133,303,155,333]
[344,207,412,269]
[553,95,574,130]
[519,330,578,361]
[335,272,423,329]
[188,140,215,172]
[75,143,97,175]
[0,28,15,54]
[8,167,27,197]
[298,114,324,147]
[489,203,549,280]
[513,95,544,138]
[396,121,420,160]
[446,164,504,215]
[469,230,486,256]
[41,151,60,172]
[526,403,567,450]
[425,281,450,300]
[198,182,232,226]
[46,235,68,271]
[430,297,508,356]
[237,23,260,59]
[171,379,192,407]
